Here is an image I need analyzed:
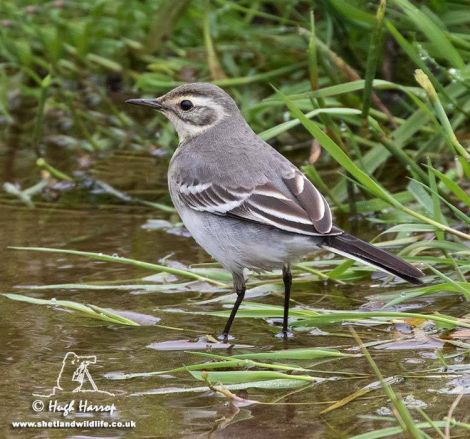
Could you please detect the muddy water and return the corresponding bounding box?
[0,150,468,438]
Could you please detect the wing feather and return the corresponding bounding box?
[175,171,337,236]
[283,172,332,233]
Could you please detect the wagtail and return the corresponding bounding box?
[127,83,423,340]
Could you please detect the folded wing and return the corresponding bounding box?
[176,169,340,236]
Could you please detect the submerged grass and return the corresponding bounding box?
[9,246,229,287]
[2,292,140,326]
[182,303,470,330]
[351,328,423,438]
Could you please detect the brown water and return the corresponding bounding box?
[1,149,469,438]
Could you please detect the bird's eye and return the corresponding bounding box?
[179,100,193,111]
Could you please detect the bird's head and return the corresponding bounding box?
[126,82,240,143]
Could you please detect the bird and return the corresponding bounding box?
[126,83,424,341]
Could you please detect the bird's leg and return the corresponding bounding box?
[221,273,246,342]
[282,264,292,339]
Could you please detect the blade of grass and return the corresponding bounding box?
[276,79,423,101]
[382,282,470,308]
[36,158,73,181]
[426,166,470,207]
[393,0,464,69]
[407,178,470,226]
[2,293,140,326]
[8,247,229,287]
[32,74,51,156]
[189,370,318,385]
[259,108,360,141]
[186,304,470,329]
[307,10,318,90]
[321,376,401,414]
[384,20,462,111]
[131,379,308,395]
[203,7,226,81]
[362,0,386,120]
[426,265,470,300]
[416,407,446,439]
[215,348,356,361]
[185,352,312,372]
[350,328,424,438]
[414,70,469,160]
[290,311,470,330]
[349,422,451,439]
[276,89,470,241]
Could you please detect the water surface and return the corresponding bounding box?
[1,149,468,438]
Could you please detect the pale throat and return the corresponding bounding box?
[167,113,218,144]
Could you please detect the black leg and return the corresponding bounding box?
[282,264,292,338]
[221,273,245,342]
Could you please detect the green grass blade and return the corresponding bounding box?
[2,293,140,326]
[276,88,470,241]
[232,348,357,360]
[415,70,469,160]
[8,246,229,287]
[133,379,309,394]
[362,0,386,120]
[189,304,470,329]
[349,422,454,439]
[393,0,464,69]
[307,10,318,90]
[189,370,317,385]
[276,88,392,201]
[426,166,470,207]
[350,329,424,438]
[321,376,401,414]
[290,311,470,329]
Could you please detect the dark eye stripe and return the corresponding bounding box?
[180,107,216,126]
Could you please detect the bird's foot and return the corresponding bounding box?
[275,330,294,340]
[217,333,234,343]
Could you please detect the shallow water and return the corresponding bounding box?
[1,149,469,438]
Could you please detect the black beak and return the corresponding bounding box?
[125,98,162,110]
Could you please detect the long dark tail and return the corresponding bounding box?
[322,233,424,285]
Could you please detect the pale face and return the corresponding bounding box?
[158,94,229,143]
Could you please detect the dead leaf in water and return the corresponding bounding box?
[403,317,426,327]
[103,308,160,325]
[450,329,470,340]
[147,338,252,351]
[373,337,444,350]
[209,384,259,407]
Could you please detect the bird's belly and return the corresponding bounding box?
[174,205,319,274]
